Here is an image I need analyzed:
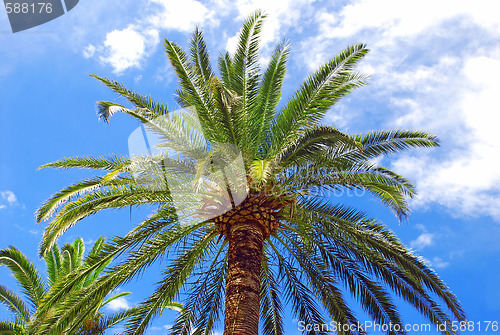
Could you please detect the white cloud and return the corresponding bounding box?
[105,296,130,312]
[0,190,17,209]
[431,257,450,269]
[410,232,434,250]
[226,0,316,53]
[82,44,96,59]
[326,0,500,40]
[99,26,159,74]
[13,224,39,235]
[390,53,500,220]
[148,0,213,32]
[295,0,500,221]
[1,190,17,204]
[87,0,211,73]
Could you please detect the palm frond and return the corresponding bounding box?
[277,125,361,166]
[0,286,30,324]
[0,248,45,310]
[100,291,130,309]
[218,51,233,87]
[267,240,329,335]
[36,177,134,223]
[260,250,284,335]
[295,198,465,323]
[98,306,143,331]
[38,220,205,334]
[229,10,266,150]
[39,155,130,171]
[275,232,364,334]
[164,38,217,142]
[124,230,218,334]
[270,43,369,156]
[342,130,439,161]
[91,75,169,121]
[190,28,214,87]
[40,185,172,257]
[251,42,289,155]
[0,321,26,334]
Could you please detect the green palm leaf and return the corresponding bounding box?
[0,247,45,310]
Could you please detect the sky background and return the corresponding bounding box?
[1,0,500,334]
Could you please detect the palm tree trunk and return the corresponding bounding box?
[224,221,264,335]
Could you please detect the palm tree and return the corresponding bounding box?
[35,11,465,335]
[0,237,140,334]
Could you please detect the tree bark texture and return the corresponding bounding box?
[224,221,264,335]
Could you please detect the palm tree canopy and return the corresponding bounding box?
[36,10,464,335]
[0,237,144,334]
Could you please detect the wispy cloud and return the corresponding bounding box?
[293,0,500,221]
[410,232,434,250]
[13,224,39,235]
[410,224,434,250]
[105,296,131,312]
[390,53,500,221]
[321,0,500,40]
[0,190,18,209]
[431,257,450,269]
[0,190,17,204]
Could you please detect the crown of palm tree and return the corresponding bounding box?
[0,237,147,334]
[35,10,464,335]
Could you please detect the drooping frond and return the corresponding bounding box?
[39,155,130,171]
[0,248,45,310]
[98,306,143,332]
[91,74,169,121]
[274,232,364,334]
[40,184,172,257]
[36,207,178,321]
[267,240,331,334]
[342,130,439,161]
[0,321,26,334]
[170,241,227,335]
[276,125,361,166]
[260,250,283,335]
[36,177,134,224]
[0,286,30,324]
[294,198,466,326]
[124,229,218,334]
[37,219,203,334]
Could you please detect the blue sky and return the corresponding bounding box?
[1,0,500,334]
